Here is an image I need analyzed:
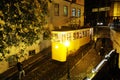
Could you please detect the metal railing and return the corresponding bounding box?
[84,49,118,80]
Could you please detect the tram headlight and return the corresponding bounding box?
[64,40,70,47]
[55,45,59,49]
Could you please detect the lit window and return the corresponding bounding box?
[78,9,81,17]
[54,3,59,16]
[64,6,68,16]
[72,8,76,17]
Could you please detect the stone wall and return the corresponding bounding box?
[110,29,120,68]
[0,39,51,74]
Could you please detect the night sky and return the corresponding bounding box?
[85,0,110,25]
[85,0,109,11]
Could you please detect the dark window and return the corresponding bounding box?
[54,3,59,16]
[72,0,76,3]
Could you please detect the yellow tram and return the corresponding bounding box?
[51,28,93,62]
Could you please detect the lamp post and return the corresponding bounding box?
[64,41,70,80]
[94,35,97,49]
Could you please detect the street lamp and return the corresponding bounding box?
[94,35,97,49]
[64,40,70,80]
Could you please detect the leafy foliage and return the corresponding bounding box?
[0,0,48,57]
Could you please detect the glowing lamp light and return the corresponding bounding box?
[94,36,97,42]
[55,45,58,49]
[64,40,70,47]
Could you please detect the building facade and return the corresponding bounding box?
[47,0,84,30]
[109,1,120,22]
[85,0,120,26]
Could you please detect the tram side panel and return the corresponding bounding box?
[51,28,93,62]
[52,42,67,62]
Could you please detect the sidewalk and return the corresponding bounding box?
[0,47,51,80]
[59,44,102,80]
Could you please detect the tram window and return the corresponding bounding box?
[87,30,90,37]
[67,33,71,41]
[83,31,85,37]
[84,31,87,37]
[79,32,82,38]
[52,33,59,42]
[62,34,66,42]
[77,32,79,39]
[72,8,76,17]
[73,32,77,40]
